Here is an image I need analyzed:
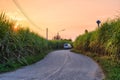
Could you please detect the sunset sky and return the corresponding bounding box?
[0,0,120,40]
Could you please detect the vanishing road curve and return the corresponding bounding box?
[0,50,104,80]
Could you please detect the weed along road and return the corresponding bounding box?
[0,50,104,80]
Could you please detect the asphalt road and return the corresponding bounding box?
[0,50,104,80]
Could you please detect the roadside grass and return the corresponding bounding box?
[73,17,120,80]
[0,13,71,73]
[99,57,120,80]
[71,49,120,80]
[0,50,51,73]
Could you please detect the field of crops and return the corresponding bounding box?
[0,13,71,72]
[74,17,120,59]
[73,17,120,79]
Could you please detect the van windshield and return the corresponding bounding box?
[64,43,68,46]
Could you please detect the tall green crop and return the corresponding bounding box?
[74,17,120,59]
[0,13,70,67]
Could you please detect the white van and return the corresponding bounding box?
[64,43,72,49]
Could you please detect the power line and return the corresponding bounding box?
[12,0,62,39]
[12,0,44,31]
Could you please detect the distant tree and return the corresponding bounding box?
[53,34,61,40]
[62,39,72,41]
[85,29,88,34]
[68,39,72,41]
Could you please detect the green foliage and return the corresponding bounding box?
[74,17,120,58]
[49,40,72,49]
[0,13,69,72]
[100,58,120,80]
[73,17,120,79]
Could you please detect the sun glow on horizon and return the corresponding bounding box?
[14,23,19,29]
[6,12,29,26]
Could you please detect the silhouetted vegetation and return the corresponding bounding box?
[85,29,88,34]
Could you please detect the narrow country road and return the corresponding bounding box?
[0,50,104,80]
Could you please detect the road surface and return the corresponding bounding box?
[0,50,104,80]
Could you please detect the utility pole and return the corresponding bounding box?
[46,28,48,40]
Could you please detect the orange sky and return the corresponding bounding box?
[0,0,120,40]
